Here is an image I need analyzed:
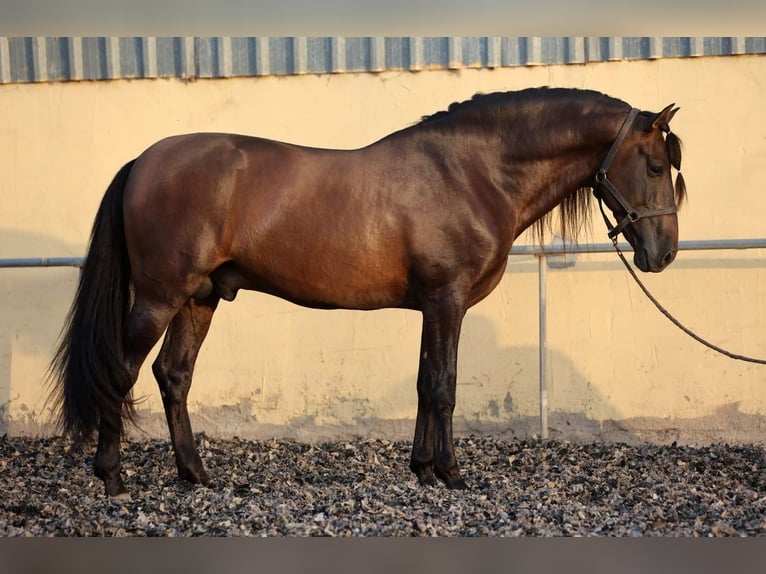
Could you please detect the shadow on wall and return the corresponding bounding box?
[0,229,84,435]
[135,308,642,446]
[454,314,640,444]
[458,292,766,446]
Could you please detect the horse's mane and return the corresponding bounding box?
[532,187,594,245]
[419,87,685,244]
[418,87,621,125]
[665,130,687,208]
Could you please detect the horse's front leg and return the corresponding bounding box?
[409,296,468,490]
[410,328,437,485]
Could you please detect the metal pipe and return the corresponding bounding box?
[538,254,548,440]
[0,257,84,268]
[510,237,766,256]
[2,238,765,269]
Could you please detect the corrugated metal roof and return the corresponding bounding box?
[1,37,765,84]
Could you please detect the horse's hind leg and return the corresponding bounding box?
[94,295,179,497]
[95,412,131,497]
[152,293,220,485]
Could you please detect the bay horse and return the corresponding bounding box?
[49,87,685,496]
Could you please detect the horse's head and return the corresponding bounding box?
[595,104,686,273]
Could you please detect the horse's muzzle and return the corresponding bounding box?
[634,244,677,273]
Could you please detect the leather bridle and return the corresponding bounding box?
[594,108,678,240]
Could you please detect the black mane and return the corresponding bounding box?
[418,87,625,125]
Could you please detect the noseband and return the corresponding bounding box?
[594,108,678,240]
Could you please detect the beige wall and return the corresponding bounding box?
[2,54,766,444]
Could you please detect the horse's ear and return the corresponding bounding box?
[651,103,679,132]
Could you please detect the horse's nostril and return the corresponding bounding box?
[662,249,677,267]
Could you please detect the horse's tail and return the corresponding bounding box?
[48,159,137,442]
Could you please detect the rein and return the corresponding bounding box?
[595,109,766,365]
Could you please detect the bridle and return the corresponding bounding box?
[594,108,678,240]
[593,110,766,366]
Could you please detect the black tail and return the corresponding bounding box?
[48,160,137,442]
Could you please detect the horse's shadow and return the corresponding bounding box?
[450,314,639,444]
[0,229,83,435]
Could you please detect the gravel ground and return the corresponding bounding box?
[2,434,766,537]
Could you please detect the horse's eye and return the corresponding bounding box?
[647,164,663,177]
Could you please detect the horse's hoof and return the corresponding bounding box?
[435,467,469,490]
[410,463,438,486]
[445,476,469,490]
[109,490,132,502]
[418,472,438,487]
[104,478,129,498]
[178,466,209,485]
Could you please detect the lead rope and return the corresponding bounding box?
[610,236,766,365]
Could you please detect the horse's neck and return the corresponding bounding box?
[498,105,627,233]
[505,102,625,158]
[381,101,627,236]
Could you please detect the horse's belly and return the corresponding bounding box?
[213,259,409,310]
[277,272,408,310]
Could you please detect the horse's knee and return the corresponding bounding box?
[152,361,191,403]
[431,379,456,415]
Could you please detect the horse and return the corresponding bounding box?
[49,87,685,497]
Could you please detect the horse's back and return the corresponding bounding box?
[122,133,415,308]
